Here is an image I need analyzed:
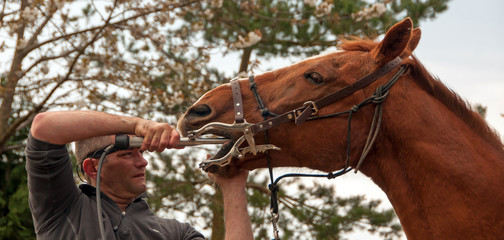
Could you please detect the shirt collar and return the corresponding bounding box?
[79,184,150,201]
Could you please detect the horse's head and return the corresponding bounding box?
[178,18,421,176]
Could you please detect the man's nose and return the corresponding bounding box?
[133,150,148,167]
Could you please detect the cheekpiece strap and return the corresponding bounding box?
[230,79,245,123]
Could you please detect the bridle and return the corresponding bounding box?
[229,56,407,239]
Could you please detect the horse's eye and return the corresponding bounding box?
[304,72,324,85]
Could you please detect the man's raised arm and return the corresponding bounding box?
[30,110,180,151]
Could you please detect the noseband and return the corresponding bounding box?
[229,57,406,239]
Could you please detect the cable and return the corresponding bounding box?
[96,144,115,240]
[94,134,133,239]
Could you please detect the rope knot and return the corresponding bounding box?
[268,183,280,214]
[268,184,280,193]
[371,92,389,104]
[249,82,257,91]
[261,108,271,117]
[350,105,359,113]
[371,87,390,104]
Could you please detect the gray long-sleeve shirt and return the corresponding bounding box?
[25,134,204,240]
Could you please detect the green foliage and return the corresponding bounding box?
[0,135,35,239]
[276,182,401,240]
[199,0,450,59]
[475,103,487,118]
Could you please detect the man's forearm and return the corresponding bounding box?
[209,170,253,240]
[30,111,139,145]
[222,187,253,240]
[31,110,180,152]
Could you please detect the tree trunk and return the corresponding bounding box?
[0,0,28,193]
[210,190,225,240]
[238,48,252,74]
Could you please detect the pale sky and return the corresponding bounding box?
[414,0,504,142]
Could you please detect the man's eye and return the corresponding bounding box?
[119,152,133,157]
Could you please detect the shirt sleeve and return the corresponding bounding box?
[25,133,79,232]
[157,218,205,240]
[182,222,205,240]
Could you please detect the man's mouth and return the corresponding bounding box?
[133,173,145,178]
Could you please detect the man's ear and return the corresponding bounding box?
[82,158,98,180]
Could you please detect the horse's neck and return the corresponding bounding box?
[359,87,504,239]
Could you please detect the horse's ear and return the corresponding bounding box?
[401,28,421,58]
[371,18,413,64]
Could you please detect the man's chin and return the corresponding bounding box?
[130,182,147,196]
[137,184,147,194]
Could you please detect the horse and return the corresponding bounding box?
[177,18,504,239]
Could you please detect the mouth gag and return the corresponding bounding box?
[124,121,280,171]
[185,121,280,171]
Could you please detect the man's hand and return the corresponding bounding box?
[134,119,181,152]
[208,169,249,192]
[205,153,248,191]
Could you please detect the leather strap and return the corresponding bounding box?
[250,56,403,134]
[231,79,244,123]
[315,56,403,109]
[294,105,313,125]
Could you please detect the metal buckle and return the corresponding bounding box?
[289,100,319,122]
[302,101,318,116]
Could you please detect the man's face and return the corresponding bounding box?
[98,148,148,200]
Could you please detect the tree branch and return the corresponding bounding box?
[0,0,119,153]
[22,7,55,56]
[0,0,7,25]
[23,1,197,55]
[0,143,26,152]
[19,49,77,79]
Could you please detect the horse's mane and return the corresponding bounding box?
[339,37,503,148]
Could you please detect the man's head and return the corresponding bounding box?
[75,135,115,167]
[74,135,148,200]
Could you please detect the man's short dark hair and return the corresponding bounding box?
[74,135,114,181]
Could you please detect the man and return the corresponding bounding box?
[26,110,253,239]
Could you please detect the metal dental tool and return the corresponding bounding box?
[186,122,280,171]
[115,121,281,172]
[121,135,231,148]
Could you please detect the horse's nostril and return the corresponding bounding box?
[188,104,212,118]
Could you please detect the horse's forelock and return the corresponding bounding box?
[339,37,378,52]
